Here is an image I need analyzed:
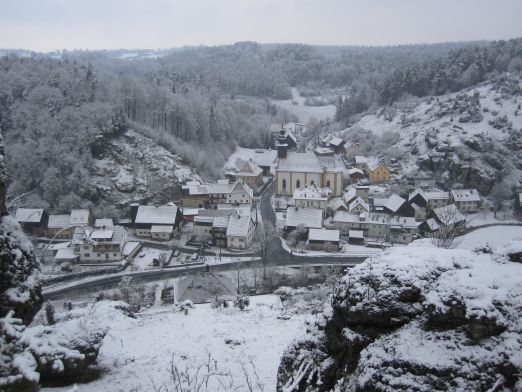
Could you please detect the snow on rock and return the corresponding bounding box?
[277,241,522,391]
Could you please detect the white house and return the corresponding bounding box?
[134,205,180,237]
[285,207,323,232]
[74,226,127,263]
[293,185,329,212]
[226,214,256,249]
[349,197,370,215]
[450,189,481,213]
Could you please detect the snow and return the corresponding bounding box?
[272,88,336,123]
[455,225,522,250]
[42,296,308,392]
[132,247,173,270]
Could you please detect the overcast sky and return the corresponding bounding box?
[1,0,522,51]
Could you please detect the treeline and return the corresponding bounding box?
[337,38,522,122]
[0,55,293,211]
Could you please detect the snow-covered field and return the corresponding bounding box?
[273,88,336,122]
[455,225,522,250]
[43,295,308,392]
[131,247,173,270]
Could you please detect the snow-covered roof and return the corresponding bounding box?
[95,218,114,228]
[182,183,208,196]
[15,208,44,223]
[226,215,253,237]
[237,160,263,177]
[135,205,178,225]
[314,147,334,156]
[123,241,140,257]
[328,197,347,212]
[329,136,345,147]
[285,207,323,229]
[150,225,173,233]
[349,197,369,213]
[47,214,71,228]
[424,190,450,201]
[231,181,254,199]
[348,168,364,176]
[348,230,365,239]
[368,158,385,172]
[293,185,329,201]
[177,272,236,303]
[343,188,357,204]
[70,209,90,225]
[333,211,361,224]
[212,216,230,229]
[451,189,481,203]
[194,216,215,224]
[205,183,233,194]
[355,155,371,164]
[390,216,419,229]
[278,151,343,174]
[433,204,465,226]
[384,194,406,213]
[308,229,340,242]
[217,204,252,216]
[252,149,277,167]
[425,218,440,231]
[182,208,199,216]
[47,242,71,251]
[90,230,114,240]
[373,197,388,208]
[55,247,78,260]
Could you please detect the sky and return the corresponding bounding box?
[1,0,522,52]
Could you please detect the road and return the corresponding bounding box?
[43,178,371,300]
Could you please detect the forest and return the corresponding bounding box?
[1,37,522,212]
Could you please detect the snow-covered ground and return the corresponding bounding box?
[455,225,522,250]
[131,247,173,270]
[43,295,308,392]
[273,88,336,123]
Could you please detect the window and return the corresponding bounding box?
[296,180,301,189]
[326,180,331,188]
[282,179,286,189]
[84,253,90,257]
[113,253,118,256]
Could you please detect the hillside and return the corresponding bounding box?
[277,237,522,391]
[88,129,200,213]
[340,74,522,196]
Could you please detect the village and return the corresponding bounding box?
[12,121,522,278]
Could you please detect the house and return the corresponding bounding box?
[328,197,348,215]
[151,225,174,241]
[134,205,181,238]
[409,189,450,210]
[181,181,210,209]
[293,186,329,212]
[348,168,365,183]
[450,189,481,213]
[95,218,114,229]
[193,216,216,238]
[307,229,340,251]
[209,216,230,247]
[372,197,387,213]
[226,214,256,249]
[328,136,345,153]
[74,226,128,263]
[54,247,79,264]
[14,208,48,235]
[430,204,466,230]
[355,185,369,202]
[389,216,419,244]
[354,156,372,172]
[41,241,71,263]
[314,147,335,156]
[348,230,365,245]
[46,214,74,239]
[236,160,263,189]
[284,207,323,232]
[252,149,278,176]
[349,197,369,215]
[70,209,92,226]
[276,150,344,197]
[343,188,357,205]
[368,160,391,183]
[383,194,406,215]
[182,208,199,223]
[344,143,360,160]
[206,181,253,207]
[271,127,297,150]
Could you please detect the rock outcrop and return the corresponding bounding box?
[277,242,522,392]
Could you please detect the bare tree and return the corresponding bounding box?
[431,204,465,248]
